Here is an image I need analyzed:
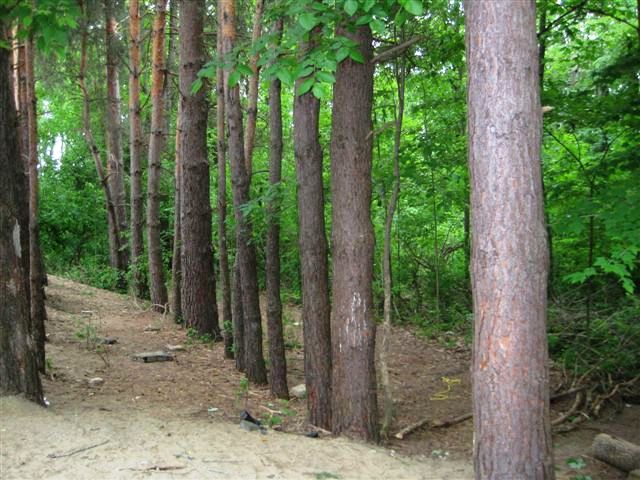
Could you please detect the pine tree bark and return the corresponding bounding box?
[243,0,264,178]
[146,0,169,312]
[78,2,122,288]
[178,0,220,337]
[330,23,378,442]
[266,18,288,399]
[293,29,331,429]
[128,0,147,299]
[0,37,44,404]
[216,15,234,358]
[466,1,554,478]
[25,35,46,373]
[221,0,267,384]
[104,0,128,281]
[171,102,183,321]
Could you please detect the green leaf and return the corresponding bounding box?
[297,77,314,96]
[190,78,203,94]
[315,71,335,84]
[312,82,325,99]
[344,0,358,17]
[355,14,372,26]
[336,47,350,62]
[236,63,253,76]
[295,66,314,79]
[349,48,365,63]
[403,0,424,16]
[299,12,318,31]
[362,0,375,12]
[566,457,587,470]
[370,18,386,35]
[276,68,293,85]
[228,70,241,88]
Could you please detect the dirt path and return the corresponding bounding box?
[1,276,638,479]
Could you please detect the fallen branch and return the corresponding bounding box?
[47,440,109,459]
[551,391,583,426]
[395,387,587,440]
[394,412,471,439]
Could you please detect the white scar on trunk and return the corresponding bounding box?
[13,220,21,258]
[342,292,366,351]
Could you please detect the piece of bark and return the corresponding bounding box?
[592,433,640,473]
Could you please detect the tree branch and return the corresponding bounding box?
[373,36,423,64]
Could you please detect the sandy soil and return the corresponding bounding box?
[1,275,638,479]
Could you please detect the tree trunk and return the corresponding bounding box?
[147,0,169,312]
[171,102,182,322]
[178,0,220,338]
[330,23,378,442]
[25,34,46,373]
[293,29,332,429]
[0,37,44,405]
[104,0,128,282]
[380,58,405,438]
[243,0,264,178]
[216,17,233,358]
[221,0,267,385]
[232,258,245,371]
[466,1,554,478]
[128,0,147,299]
[78,2,122,288]
[266,19,288,400]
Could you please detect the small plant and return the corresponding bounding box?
[261,413,283,427]
[236,376,250,409]
[314,473,340,480]
[284,338,302,350]
[74,318,110,367]
[186,327,214,344]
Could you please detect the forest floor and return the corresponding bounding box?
[1,276,638,479]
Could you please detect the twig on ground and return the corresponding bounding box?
[47,440,109,459]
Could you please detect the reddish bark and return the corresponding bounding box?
[330,24,378,442]
[466,1,554,477]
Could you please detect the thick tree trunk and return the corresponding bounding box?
[380,59,405,438]
[330,23,378,442]
[293,30,332,429]
[104,0,128,280]
[147,0,169,312]
[0,38,44,404]
[128,0,147,299]
[217,15,233,358]
[466,1,554,478]
[78,3,122,288]
[25,35,46,373]
[171,102,182,322]
[221,0,267,385]
[178,0,220,338]
[243,0,264,178]
[266,19,288,400]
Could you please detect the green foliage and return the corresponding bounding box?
[2,0,79,55]
[186,328,215,344]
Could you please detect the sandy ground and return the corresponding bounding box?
[1,275,638,479]
[0,396,473,480]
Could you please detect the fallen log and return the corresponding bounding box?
[592,433,640,473]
